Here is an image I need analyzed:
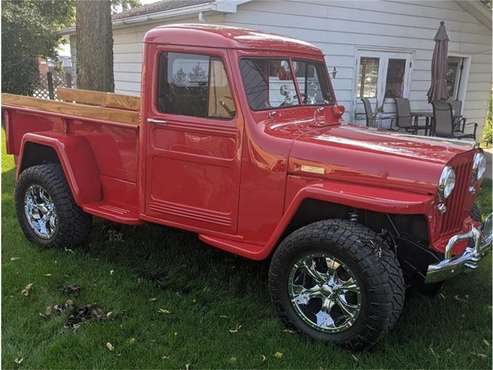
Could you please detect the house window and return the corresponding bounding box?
[385,59,406,98]
[447,56,465,100]
[357,55,409,99]
[354,51,412,124]
[355,51,412,112]
[357,57,379,98]
[157,52,235,119]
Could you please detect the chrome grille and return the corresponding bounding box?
[440,160,473,235]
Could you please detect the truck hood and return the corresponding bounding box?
[294,124,474,163]
[279,123,476,194]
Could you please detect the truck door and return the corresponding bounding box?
[144,47,242,234]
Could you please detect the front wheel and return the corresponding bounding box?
[269,220,405,350]
[15,163,92,247]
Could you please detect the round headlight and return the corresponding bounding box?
[473,152,487,181]
[438,166,456,199]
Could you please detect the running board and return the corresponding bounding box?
[199,234,266,260]
[83,203,142,225]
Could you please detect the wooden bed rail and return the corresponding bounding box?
[57,88,140,111]
[2,93,140,126]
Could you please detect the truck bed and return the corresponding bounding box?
[2,89,142,224]
[3,88,140,125]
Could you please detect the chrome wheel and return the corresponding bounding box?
[288,254,362,333]
[24,184,57,239]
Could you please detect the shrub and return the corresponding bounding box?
[481,93,492,148]
[1,0,74,95]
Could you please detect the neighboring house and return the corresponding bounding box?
[36,56,73,77]
[63,0,492,132]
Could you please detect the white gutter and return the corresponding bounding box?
[61,0,252,35]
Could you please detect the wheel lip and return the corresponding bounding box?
[287,252,363,334]
[23,184,58,240]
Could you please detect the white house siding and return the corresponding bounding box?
[110,0,491,132]
[112,14,225,96]
[113,23,160,96]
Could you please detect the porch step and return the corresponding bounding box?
[83,202,142,225]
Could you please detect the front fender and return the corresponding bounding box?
[17,132,101,205]
[263,178,435,253]
[286,179,435,215]
[200,178,435,261]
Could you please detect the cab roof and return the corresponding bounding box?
[144,24,322,56]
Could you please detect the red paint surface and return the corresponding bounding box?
[3,25,482,259]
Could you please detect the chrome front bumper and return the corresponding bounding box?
[425,213,493,283]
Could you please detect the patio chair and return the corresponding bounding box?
[360,97,394,128]
[360,97,377,127]
[431,100,476,140]
[449,99,462,118]
[394,97,430,135]
[448,100,478,137]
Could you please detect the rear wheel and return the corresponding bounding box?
[15,163,92,247]
[269,219,405,350]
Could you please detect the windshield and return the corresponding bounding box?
[239,57,334,111]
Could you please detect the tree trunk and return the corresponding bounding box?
[75,0,114,92]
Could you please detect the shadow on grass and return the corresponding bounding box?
[81,220,271,306]
[69,195,492,348]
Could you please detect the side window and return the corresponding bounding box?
[157,52,235,119]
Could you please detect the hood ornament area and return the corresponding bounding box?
[313,106,326,126]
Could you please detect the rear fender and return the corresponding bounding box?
[17,132,101,205]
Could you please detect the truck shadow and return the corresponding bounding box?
[83,218,491,347]
[85,219,271,304]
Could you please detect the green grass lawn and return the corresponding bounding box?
[2,136,492,369]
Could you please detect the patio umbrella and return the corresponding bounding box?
[427,21,449,103]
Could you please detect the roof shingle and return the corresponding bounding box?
[113,0,212,20]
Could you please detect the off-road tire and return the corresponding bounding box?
[15,163,92,247]
[269,219,405,350]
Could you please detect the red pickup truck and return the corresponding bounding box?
[3,24,492,349]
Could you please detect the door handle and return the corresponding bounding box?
[147,118,168,125]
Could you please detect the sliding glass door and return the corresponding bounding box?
[354,50,413,125]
